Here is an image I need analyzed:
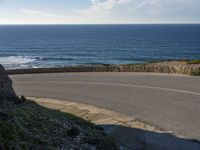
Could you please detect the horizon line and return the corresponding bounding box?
[0,23,200,25]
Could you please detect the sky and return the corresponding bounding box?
[0,0,200,24]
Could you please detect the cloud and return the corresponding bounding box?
[75,0,131,17]
[2,9,79,24]
[1,0,200,24]
[73,0,200,23]
[73,0,166,23]
[20,9,65,18]
[74,0,164,15]
[76,0,200,17]
[126,0,200,13]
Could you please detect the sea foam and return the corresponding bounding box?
[0,56,37,69]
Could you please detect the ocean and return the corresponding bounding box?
[0,24,200,69]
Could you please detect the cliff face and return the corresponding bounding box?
[0,65,19,103]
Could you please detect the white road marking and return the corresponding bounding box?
[15,81,200,95]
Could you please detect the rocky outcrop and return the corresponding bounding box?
[0,64,19,103]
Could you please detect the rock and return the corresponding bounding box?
[67,126,80,138]
[0,144,4,150]
[20,95,27,102]
[0,64,19,103]
[83,137,118,150]
[83,137,100,145]
[0,111,9,120]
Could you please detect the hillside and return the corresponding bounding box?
[0,65,118,150]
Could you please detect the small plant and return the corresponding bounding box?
[191,69,200,76]
[186,60,200,64]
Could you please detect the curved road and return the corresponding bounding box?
[10,72,200,140]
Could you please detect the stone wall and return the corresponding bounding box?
[6,62,200,76]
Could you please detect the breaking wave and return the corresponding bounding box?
[0,55,78,69]
[0,56,38,69]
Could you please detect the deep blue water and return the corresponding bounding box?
[0,25,200,69]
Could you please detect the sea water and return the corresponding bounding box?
[0,24,200,69]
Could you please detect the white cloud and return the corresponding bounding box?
[126,0,200,13]
[20,9,65,18]
[76,0,200,17]
[0,0,200,24]
[73,0,200,23]
[75,0,131,17]
[73,0,167,23]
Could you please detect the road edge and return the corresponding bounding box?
[29,97,200,150]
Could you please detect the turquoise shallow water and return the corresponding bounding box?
[0,24,200,69]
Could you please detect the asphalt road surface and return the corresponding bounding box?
[10,72,200,140]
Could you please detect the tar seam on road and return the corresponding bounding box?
[15,81,200,95]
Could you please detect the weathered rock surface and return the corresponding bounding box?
[0,64,19,102]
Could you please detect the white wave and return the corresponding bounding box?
[0,56,37,69]
[0,56,36,65]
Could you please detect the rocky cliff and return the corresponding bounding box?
[0,64,118,150]
[0,65,19,103]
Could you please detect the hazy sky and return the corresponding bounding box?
[0,0,200,24]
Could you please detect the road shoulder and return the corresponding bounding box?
[29,97,200,150]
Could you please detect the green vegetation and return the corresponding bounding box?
[191,69,200,76]
[0,97,119,150]
[186,60,200,64]
[146,59,200,64]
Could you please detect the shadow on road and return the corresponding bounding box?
[100,124,200,150]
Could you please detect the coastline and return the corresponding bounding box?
[6,60,200,76]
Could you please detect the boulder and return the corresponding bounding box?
[0,65,19,103]
[67,126,80,138]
